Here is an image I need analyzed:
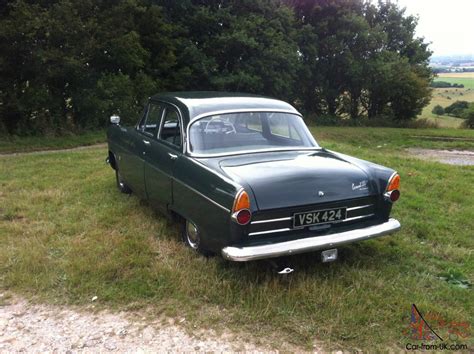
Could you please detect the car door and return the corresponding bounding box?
[123,102,163,198]
[117,106,148,197]
[144,103,183,211]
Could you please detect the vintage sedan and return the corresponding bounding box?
[107,92,400,262]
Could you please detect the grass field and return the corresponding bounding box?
[0,127,473,351]
[419,73,474,128]
[437,72,474,79]
[436,72,474,89]
[0,130,106,154]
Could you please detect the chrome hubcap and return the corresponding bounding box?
[186,221,199,249]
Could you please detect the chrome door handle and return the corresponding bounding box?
[143,140,151,146]
[168,153,178,160]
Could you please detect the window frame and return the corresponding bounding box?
[156,103,185,152]
[136,102,164,138]
[135,100,185,153]
[136,104,149,131]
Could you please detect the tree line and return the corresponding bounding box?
[0,0,433,135]
[431,81,464,88]
[433,100,474,117]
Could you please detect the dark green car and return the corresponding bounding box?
[107,92,401,262]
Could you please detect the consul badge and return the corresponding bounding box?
[352,180,368,191]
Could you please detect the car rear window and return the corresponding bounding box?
[188,112,318,156]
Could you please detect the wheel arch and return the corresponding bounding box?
[108,150,117,170]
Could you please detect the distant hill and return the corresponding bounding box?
[430,55,474,73]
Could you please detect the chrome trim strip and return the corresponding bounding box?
[222,218,401,262]
[190,108,302,125]
[342,213,374,222]
[155,104,167,141]
[346,204,373,211]
[249,207,372,229]
[190,147,321,159]
[172,178,230,213]
[248,228,291,236]
[251,217,293,225]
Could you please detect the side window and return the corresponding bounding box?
[140,103,162,136]
[159,106,182,148]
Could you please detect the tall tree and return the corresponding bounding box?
[362,0,432,120]
[0,0,178,133]
[288,0,432,121]
[289,0,368,116]
[156,0,301,99]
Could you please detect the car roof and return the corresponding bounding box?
[149,91,300,125]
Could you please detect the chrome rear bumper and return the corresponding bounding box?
[221,218,401,262]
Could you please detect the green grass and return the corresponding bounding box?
[418,74,474,128]
[0,127,473,351]
[0,130,106,154]
[434,76,474,90]
[313,126,474,151]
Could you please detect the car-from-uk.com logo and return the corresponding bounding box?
[403,304,471,351]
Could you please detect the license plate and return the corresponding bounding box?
[293,207,347,228]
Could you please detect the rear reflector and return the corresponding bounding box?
[235,209,251,225]
[390,189,400,202]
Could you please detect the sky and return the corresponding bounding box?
[388,0,474,57]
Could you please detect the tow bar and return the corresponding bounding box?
[277,267,295,275]
[266,259,295,275]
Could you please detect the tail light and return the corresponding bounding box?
[387,173,400,191]
[232,189,251,225]
[385,173,400,202]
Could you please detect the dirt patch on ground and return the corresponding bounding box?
[407,148,474,166]
[409,135,474,142]
[0,295,291,352]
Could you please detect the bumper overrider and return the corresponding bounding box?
[222,218,401,262]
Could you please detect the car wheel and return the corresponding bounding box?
[181,219,213,256]
[115,169,132,194]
